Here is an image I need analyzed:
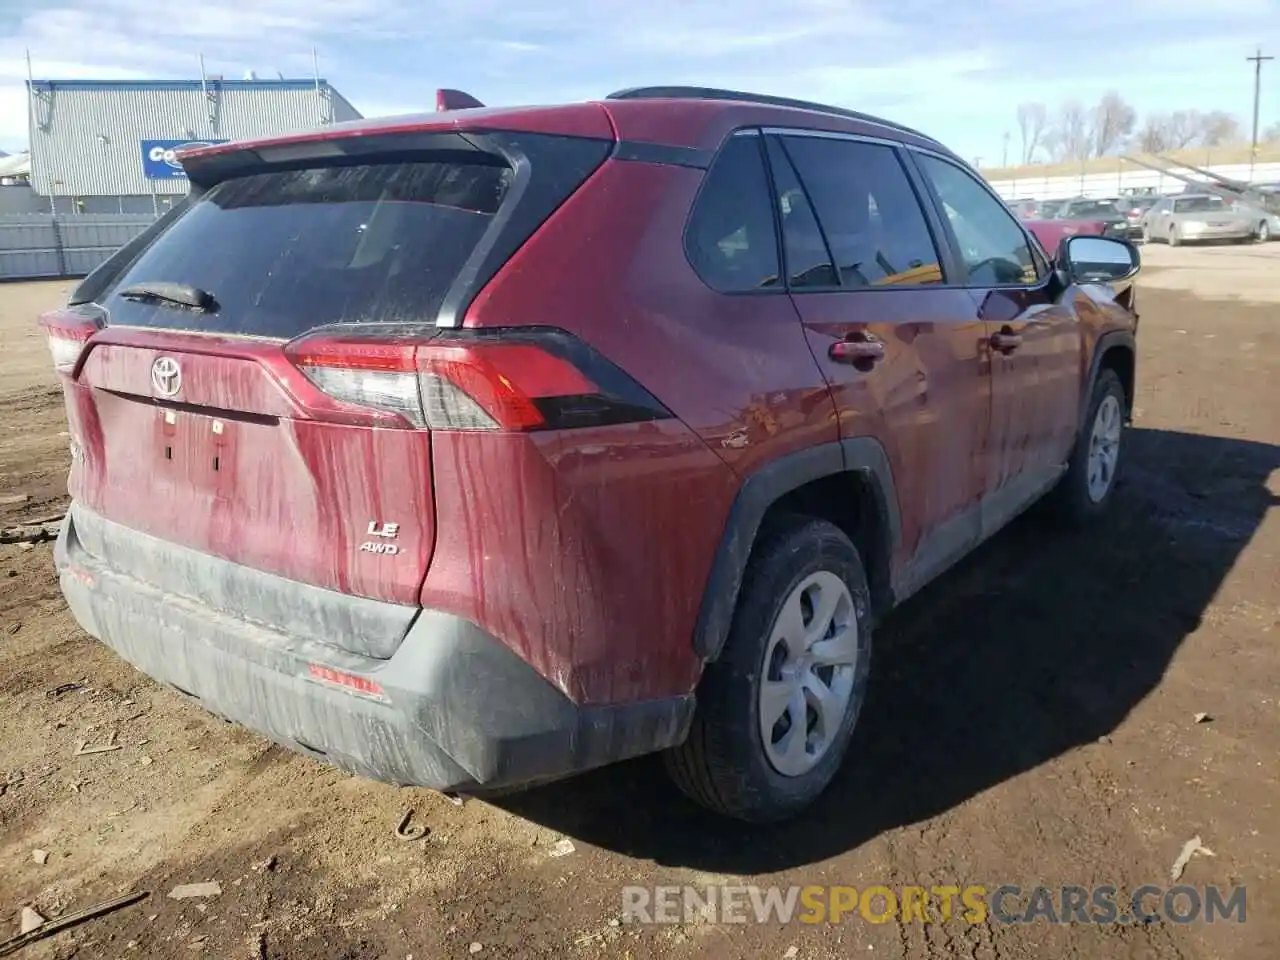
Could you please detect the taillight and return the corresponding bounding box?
[39,306,104,374]
[284,327,672,432]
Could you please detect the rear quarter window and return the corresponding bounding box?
[684,134,781,293]
[103,160,513,338]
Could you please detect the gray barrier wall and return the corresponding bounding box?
[0,213,154,281]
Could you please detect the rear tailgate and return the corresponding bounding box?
[51,123,612,658]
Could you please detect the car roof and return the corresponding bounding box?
[181,86,956,166]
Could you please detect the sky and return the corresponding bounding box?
[0,0,1278,163]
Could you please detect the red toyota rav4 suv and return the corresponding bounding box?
[43,87,1140,823]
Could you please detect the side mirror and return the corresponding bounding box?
[1057,235,1140,284]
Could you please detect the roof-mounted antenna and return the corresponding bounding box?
[436,88,485,111]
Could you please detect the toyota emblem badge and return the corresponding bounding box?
[151,356,182,397]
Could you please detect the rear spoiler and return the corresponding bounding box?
[437,88,485,111]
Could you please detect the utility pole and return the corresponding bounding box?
[1247,47,1274,183]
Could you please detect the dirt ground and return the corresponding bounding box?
[1,246,1277,960]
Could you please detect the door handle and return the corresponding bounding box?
[989,329,1022,354]
[830,337,885,365]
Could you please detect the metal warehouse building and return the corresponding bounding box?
[26,76,362,214]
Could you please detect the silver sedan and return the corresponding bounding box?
[1142,194,1257,245]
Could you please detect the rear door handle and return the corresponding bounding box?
[830,338,885,365]
[990,330,1022,354]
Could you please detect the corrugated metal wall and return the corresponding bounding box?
[28,80,361,197]
[0,213,152,280]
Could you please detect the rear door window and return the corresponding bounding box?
[685,134,781,292]
[103,160,512,338]
[778,136,944,287]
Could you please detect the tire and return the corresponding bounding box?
[1168,227,1181,247]
[1257,221,1271,243]
[1048,369,1126,522]
[1141,225,1150,244]
[665,516,873,823]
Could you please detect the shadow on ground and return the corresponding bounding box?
[497,427,1280,872]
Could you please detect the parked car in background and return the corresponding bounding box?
[41,85,1143,823]
[1228,198,1279,242]
[1023,217,1110,251]
[1036,198,1067,219]
[1142,194,1257,245]
[1010,199,1041,219]
[1053,197,1128,238]
[1116,196,1159,240]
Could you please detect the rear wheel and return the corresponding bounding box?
[665,517,872,823]
[1048,369,1126,522]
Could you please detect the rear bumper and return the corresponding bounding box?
[1180,225,1254,242]
[55,507,693,792]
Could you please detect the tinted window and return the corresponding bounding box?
[686,135,780,292]
[1066,199,1120,218]
[764,138,838,289]
[782,137,942,287]
[104,161,512,338]
[1174,196,1226,213]
[916,154,1040,286]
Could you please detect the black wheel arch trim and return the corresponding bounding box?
[1083,330,1137,426]
[693,438,902,661]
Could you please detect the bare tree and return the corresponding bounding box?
[1165,111,1203,149]
[1015,102,1048,164]
[1134,111,1202,153]
[1046,100,1090,162]
[1135,116,1171,153]
[1198,110,1242,146]
[1089,91,1137,157]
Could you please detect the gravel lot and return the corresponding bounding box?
[2,244,1278,959]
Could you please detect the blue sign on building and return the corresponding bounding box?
[140,139,229,179]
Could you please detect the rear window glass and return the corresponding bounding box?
[1066,199,1119,217]
[103,160,512,338]
[1174,196,1226,213]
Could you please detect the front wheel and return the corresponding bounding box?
[1257,221,1271,243]
[1169,227,1181,247]
[665,517,872,823]
[1048,369,1126,522]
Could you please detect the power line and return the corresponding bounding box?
[1246,47,1274,183]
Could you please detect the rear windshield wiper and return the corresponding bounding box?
[118,282,218,313]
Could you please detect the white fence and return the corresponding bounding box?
[987,162,1280,202]
[0,214,153,281]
